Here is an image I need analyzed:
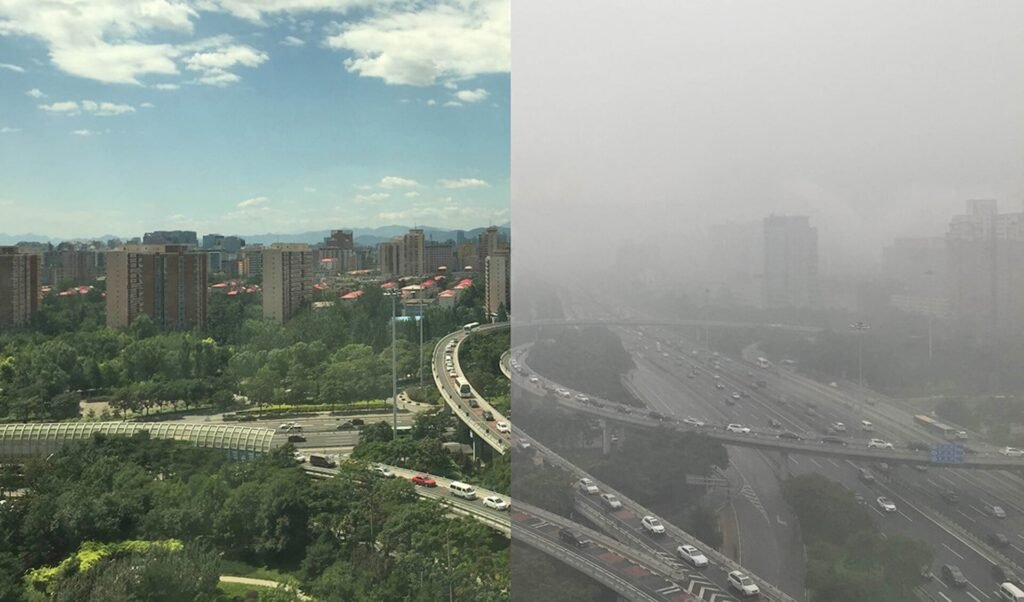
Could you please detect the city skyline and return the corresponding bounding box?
[0,0,510,238]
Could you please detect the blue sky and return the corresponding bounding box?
[0,0,509,239]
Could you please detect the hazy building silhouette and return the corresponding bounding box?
[707,221,762,307]
[762,215,818,308]
[0,246,40,330]
[106,244,207,330]
[143,230,198,247]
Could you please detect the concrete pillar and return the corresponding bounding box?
[601,418,611,455]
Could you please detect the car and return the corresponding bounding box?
[868,439,894,450]
[727,570,760,597]
[731,392,742,400]
[920,565,934,581]
[496,421,510,433]
[854,493,865,505]
[483,495,510,511]
[739,391,750,398]
[287,434,306,443]
[575,393,589,402]
[677,544,709,568]
[411,475,437,487]
[577,478,599,494]
[600,493,622,509]
[292,451,306,463]
[987,504,1007,519]
[687,372,696,379]
[942,564,968,588]
[724,396,736,406]
[877,496,897,512]
[912,464,929,471]
[482,410,494,421]
[371,465,395,478]
[941,489,960,504]
[641,515,665,535]
[715,383,725,390]
[831,422,847,432]
[236,414,257,422]
[992,564,1021,586]
[859,469,876,484]
[906,440,930,452]
[990,532,1010,547]
[529,376,539,384]
[829,381,839,388]
[768,418,782,429]
[1001,447,1024,457]
[778,431,803,441]
[559,528,586,547]
[469,398,479,408]
[821,435,847,446]
[682,417,705,427]
[337,421,354,430]
[726,424,751,434]
[647,411,665,421]
[350,418,365,426]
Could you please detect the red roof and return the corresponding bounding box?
[382,281,398,289]
[439,290,456,298]
[421,280,437,288]
[457,278,473,286]
[313,283,325,290]
[340,290,364,300]
[211,283,228,288]
[227,290,238,296]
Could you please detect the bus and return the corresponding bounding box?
[914,414,958,439]
[463,322,480,333]
[456,379,473,398]
[757,357,770,368]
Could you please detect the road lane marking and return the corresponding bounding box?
[810,458,822,468]
[937,592,952,602]
[968,504,985,516]
[898,510,914,522]
[790,456,799,465]
[967,592,982,602]
[968,581,990,599]
[927,478,940,488]
[1011,543,1024,555]
[942,543,964,560]
[828,459,840,468]
[938,474,957,487]
[956,510,976,523]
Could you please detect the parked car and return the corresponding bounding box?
[992,564,1021,586]
[600,493,622,510]
[641,515,666,535]
[906,441,930,451]
[337,421,354,430]
[831,422,847,432]
[648,411,665,421]
[768,418,782,429]
[727,571,760,597]
[859,469,876,484]
[942,564,968,588]
[411,475,437,487]
[350,418,365,426]
[821,436,847,446]
[677,544,709,568]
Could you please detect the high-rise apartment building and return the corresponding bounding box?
[143,230,198,247]
[946,200,1024,343]
[485,249,510,319]
[477,226,503,271]
[0,246,40,330]
[762,215,818,308]
[376,228,426,278]
[238,245,264,276]
[262,243,314,322]
[105,245,208,330]
[324,230,354,250]
[425,240,456,273]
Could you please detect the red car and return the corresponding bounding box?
[411,475,437,487]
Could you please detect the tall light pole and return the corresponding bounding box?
[418,312,424,389]
[850,321,870,391]
[389,290,398,440]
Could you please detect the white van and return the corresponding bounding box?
[999,582,1024,602]
[449,481,477,500]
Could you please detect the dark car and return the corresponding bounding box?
[559,528,586,547]
[992,564,1020,586]
[739,391,749,398]
[482,410,495,421]
[287,434,306,443]
[942,565,968,588]
[337,421,354,430]
[990,533,1010,548]
[648,411,665,421]
[468,398,479,408]
[615,405,628,414]
[858,469,875,484]
[236,414,257,422]
[768,419,782,429]
[350,418,365,426]
[906,441,930,452]
[941,490,960,504]
[778,431,803,441]
[821,436,847,446]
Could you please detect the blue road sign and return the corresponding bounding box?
[930,443,966,465]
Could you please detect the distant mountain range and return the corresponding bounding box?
[0,223,511,247]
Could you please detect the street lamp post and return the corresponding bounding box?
[850,321,870,391]
[389,290,398,440]
[419,312,424,389]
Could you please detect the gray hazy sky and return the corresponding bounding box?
[512,0,1024,280]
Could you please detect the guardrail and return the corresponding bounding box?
[433,332,508,454]
[499,350,512,380]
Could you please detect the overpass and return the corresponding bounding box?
[0,421,276,460]
[513,317,822,334]
[512,348,1024,471]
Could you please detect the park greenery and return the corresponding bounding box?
[0,433,509,601]
[0,281,489,422]
[457,328,511,416]
[783,474,932,602]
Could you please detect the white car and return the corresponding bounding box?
[371,465,395,479]
[728,571,760,597]
[715,383,725,390]
[868,439,894,450]
[529,376,539,384]
[677,544,709,568]
[600,493,622,509]
[577,478,599,494]
[832,422,847,432]
[876,496,897,512]
[496,421,510,433]
[682,417,705,427]
[1001,447,1024,457]
[292,451,306,463]
[731,392,742,400]
[483,495,510,511]
[575,393,589,403]
[726,424,751,434]
[641,515,665,535]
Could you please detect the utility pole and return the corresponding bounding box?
[391,291,398,440]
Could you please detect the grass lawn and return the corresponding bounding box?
[218,559,301,586]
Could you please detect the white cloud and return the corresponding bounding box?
[0,126,21,134]
[404,191,420,198]
[325,0,509,86]
[354,192,390,204]
[184,43,268,86]
[454,88,488,103]
[154,83,180,90]
[39,99,135,116]
[0,63,25,72]
[237,196,270,209]
[281,35,305,47]
[25,88,46,98]
[377,204,508,225]
[379,175,418,188]
[444,101,462,107]
[303,186,317,193]
[71,129,106,136]
[140,102,155,108]
[439,178,489,189]
[426,99,436,106]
